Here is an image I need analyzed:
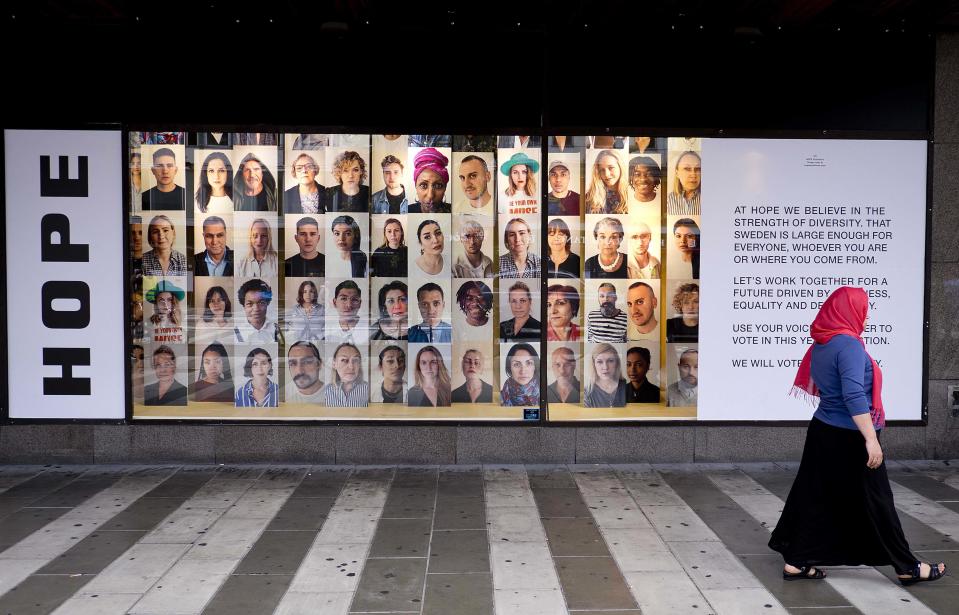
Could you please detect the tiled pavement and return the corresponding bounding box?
[0,462,955,614]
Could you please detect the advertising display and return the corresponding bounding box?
[4,129,126,419]
[698,139,926,421]
[129,132,542,420]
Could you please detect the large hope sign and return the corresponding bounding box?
[5,130,125,419]
[698,139,927,421]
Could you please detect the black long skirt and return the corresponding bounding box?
[768,417,916,575]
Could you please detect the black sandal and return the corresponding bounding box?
[900,561,947,586]
[783,565,826,581]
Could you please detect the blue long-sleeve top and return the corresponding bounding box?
[811,334,874,431]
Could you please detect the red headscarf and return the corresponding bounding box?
[792,286,884,429]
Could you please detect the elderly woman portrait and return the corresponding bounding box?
[327,150,370,212]
[627,221,661,279]
[235,347,278,407]
[451,348,493,403]
[500,281,541,342]
[236,218,279,278]
[499,217,541,278]
[284,152,326,214]
[194,342,234,402]
[547,218,580,279]
[322,343,370,407]
[584,217,628,278]
[285,280,324,344]
[371,217,408,277]
[145,345,187,406]
[584,343,628,408]
[667,151,701,215]
[501,343,540,407]
[371,280,409,341]
[233,153,278,211]
[546,284,581,342]
[329,215,368,277]
[413,218,447,276]
[195,151,234,213]
[585,150,629,214]
[456,281,493,328]
[408,345,452,407]
[142,215,187,276]
[409,148,451,213]
[667,282,700,342]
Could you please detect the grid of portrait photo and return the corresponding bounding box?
[129,132,541,420]
[544,135,699,420]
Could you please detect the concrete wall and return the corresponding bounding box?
[1,34,957,465]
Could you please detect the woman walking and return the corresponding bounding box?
[769,287,946,585]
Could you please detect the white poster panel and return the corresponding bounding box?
[5,129,125,418]
[699,138,926,421]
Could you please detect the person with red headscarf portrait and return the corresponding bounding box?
[769,287,947,586]
[409,148,451,213]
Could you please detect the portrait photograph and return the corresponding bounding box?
[233,213,280,280]
[666,215,701,280]
[143,276,187,346]
[284,340,326,405]
[584,145,630,216]
[140,144,187,212]
[665,343,699,408]
[408,278,452,345]
[371,137,409,198]
[284,278,326,346]
[625,280,661,342]
[280,149,327,215]
[231,146,280,212]
[545,342,583,405]
[452,214,494,279]
[408,214,452,279]
[369,215,409,278]
[625,152,664,216]
[583,278,630,344]
[498,214,541,277]
[193,149,235,215]
[370,341,408,404]
[629,136,666,154]
[625,341,662,405]
[406,342,453,408]
[497,147,541,216]
[325,213,370,279]
[143,342,189,407]
[406,146,453,214]
[665,149,702,216]
[233,277,282,346]
[452,279,495,342]
[192,341,236,404]
[283,213,327,277]
[583,214,630,279]
[141,211,188,278]
[665,279,700,343]
[234,343,280,408]
[546,153,582,217]
[499,341,542,407]
[451,342,496,404]
[192,277,235,346]
[498,279,541,343]
[545,281,584,343]
[193,212,235,277]
[325,147,372,214]
[322,341,370,408]
[582,342,628,408]
[369,277,409,342]
[325,277,371,346]
[545,216,582,279]
[625,213,663,280]
[451,151,496,216]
